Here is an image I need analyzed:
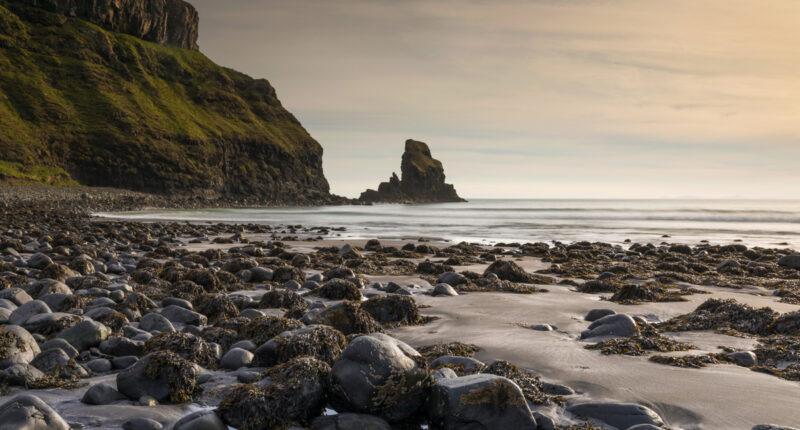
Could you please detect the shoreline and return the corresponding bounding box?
[1,186,800,429]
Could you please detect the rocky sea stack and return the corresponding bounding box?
[0,0,334,204]
[359,139,465,203]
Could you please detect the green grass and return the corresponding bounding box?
[0,2,328,195]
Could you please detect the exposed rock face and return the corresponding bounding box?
[0,1,334,203]
[359,140,465,203]
[12,0,199,50]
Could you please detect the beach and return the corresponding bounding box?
[1,188,799,429]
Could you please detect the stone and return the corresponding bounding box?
[160,305,207,326]
[0,363,44,386]
[438,272,468,286]
[581,314,639,339]
[483,260,542,283]
[112,356,139,369]
[329,333,431,422]
[778,255,800,270]
[360,294,423,326]
[56,319,110,351]
[542,382,575,396]
[221,347,253,370]
[429,374,537,429]
[122,418,163,430]
[0,325,41,369]
[8,300,51,325]
[433,283,459,297]
[0,394,69,430]
[23,312,83,336]
[99,337,145,357]
[312,413,392,430]
[585,308,616,322]
[82,382,128,405]
[566,402,664,429]
[116,351,200,403]
[28,253,53,270]
[531,324,554,331]
[433,367,459,381]
[140,312,177,333]
[254,325,345,367]
[249,267,274,283]
[727,351,757,367]
[430,356,486,374]
[86,358,113,373]
[173,410,227,430]
[41,338,78,359]
[339,244,363,259]
[359,139,465,203]
[0,288,33,306]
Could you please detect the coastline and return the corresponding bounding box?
[1,186,799,429]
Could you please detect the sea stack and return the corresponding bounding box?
[359,139,465,203]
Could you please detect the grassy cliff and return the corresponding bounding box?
[0,1,330,201]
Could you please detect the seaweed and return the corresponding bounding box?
[418,342,480,363]
[245,315,304,346]
[143,351,201,403]
[144,332,218,369]
[586,325,696,356]
[484,360,559,405]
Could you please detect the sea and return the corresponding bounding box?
[95,199,800,249]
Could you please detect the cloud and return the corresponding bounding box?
[191,0,800,198]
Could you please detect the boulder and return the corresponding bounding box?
[56,320,110,351]
[0,325,41,369]
[360,295,423,327]
[139,313,176,333]
[173,410,227,430]
[82,382,128,405]
[312,413,392,430]
[484,260,538,283]
[566,402,664,429]
[254,325,345,366]
[429,374,537,429]
[160,305,207,326]
[585,309,616,322]
[116,351,200,403]
[581,314,639,339]
[122,418,163,430]
[433,283,459,297]
[0,394,69,430]
[329,333,431,422]
[23,312,83,336]
[312,279,362,301]
[430,356,485,375]
[220,348,253,370]
[8,300,51,325]
[778,255,800,270]
[0,363,44,386]
[438,272,468,287]
[99,337,145,357]
[304,302,382,335]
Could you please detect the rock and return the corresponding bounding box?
[312,413,392,430]
[259,290,308,313]
[221,348,253,369]
[542,382,575,396]
[0,394,69,430]
[433,367,459,381]
[778,255,800,270]
[0,288,33,306]
[531,324,554,331]
[173,410,227,430]
[433,283,459,297]
[249,267,274,283]
[116,351,200,403]
[727,351,757,367]
[23,312,83,336]
[359,139,465,203]
[581,314,639,339]
[312,279,362,301]
[40,338,78,359]
[86,358,112,373]
[566,402,664,429]
[430,356,485,374]
[82,382,128,405]
[9,299,51,325]
[0,325,41,369]
[304,302,382,336]
[254,325,345,367]
[218,357,330,429]
[360,295,423,326]
[339,244,363,259]
[244,315,304,346]
[0,363,44,386]
[585,308,616,322]
[160,305,207,326]
[753,426,800,430]
[39,263,77,282]
[143,332,218,369]
[31,348,87,378]
[99,337,145,357]
[483,260,551,284]
[56,319,110,351]
[112,355,139,369]
[28,253,53,270]
[329,333,431,422]
[139,313,176,333]
[122,417,163,430]
[438,272,468,286]
[429,374,537,429]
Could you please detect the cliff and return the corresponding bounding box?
[359,140,465,203]
[0,1,334,203]
[11,0,198,50]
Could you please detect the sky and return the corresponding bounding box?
[190,0,800,199]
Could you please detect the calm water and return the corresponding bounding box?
[96,199,800,249]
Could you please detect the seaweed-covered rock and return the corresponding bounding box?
[585,325,695,356]
[183,269,222,292]
[22,312,83,337]
[429,374,537,429]
[0,394,69,430]
[273,266,306,284]
[418,342,480,363]
[360,295,423,327]
[484,260,553,284]
[30,348,88,379]
[258,290,309,313]
[195,294,239,323]
[312,279,362,301]
[218,357,330,429]
[609,283,690,304]
[116,351,201,403]
[245,315,304,346]
[39,263,77,282]
[657,298,777,335]
[0,325,40,369]
[329,333,432,422]
[305,302,382,335]
[144,332,219,369]
[253,325,345,366]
